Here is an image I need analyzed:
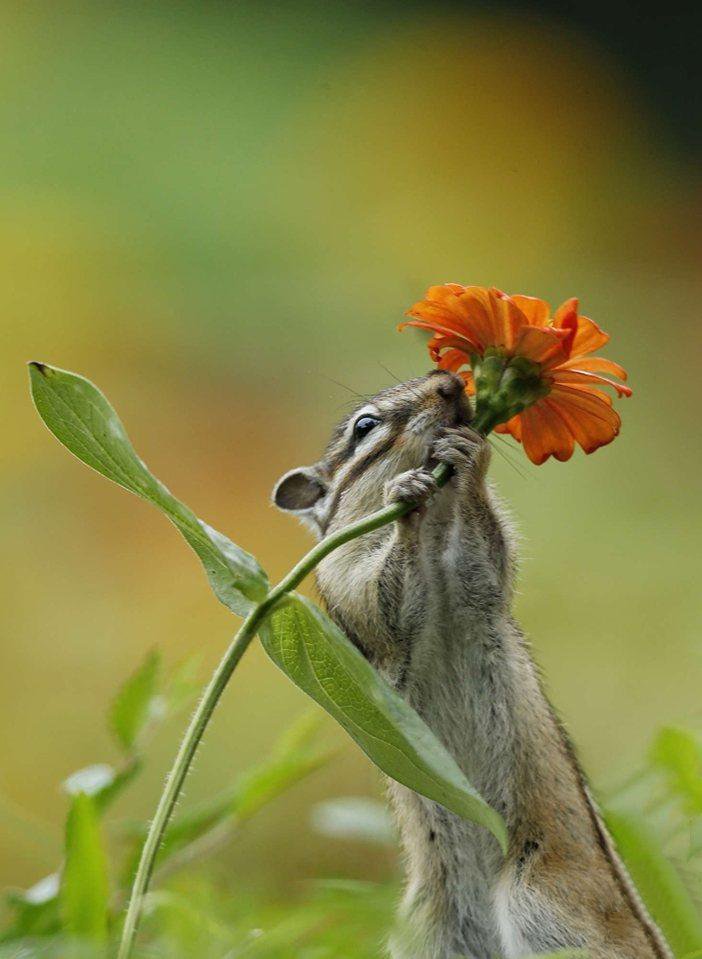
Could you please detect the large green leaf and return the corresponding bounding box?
[29,362,268,616]
[606,808,702,957]
[60,794,110,942]
[259,594,507,851]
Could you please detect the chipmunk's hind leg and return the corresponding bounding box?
[493,871,588,958]
[493,838,672,959]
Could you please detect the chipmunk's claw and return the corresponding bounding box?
[430,426,487,475]
[384,468,437,513]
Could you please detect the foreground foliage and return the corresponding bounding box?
[2,647,702,957]
[16,362,702,956]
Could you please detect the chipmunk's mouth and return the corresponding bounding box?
[421,388,473,472]
[451,394,473,427]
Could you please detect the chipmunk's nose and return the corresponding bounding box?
[429,370,472,425]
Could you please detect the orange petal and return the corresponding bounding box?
[519,401,575,464]
[540,401,576,461]
[550,369,632,397]
[400,318,481,354]
[548,385,621,454]
[557,384,614,405]
[558,355,628,380]
[568,313,609,355]
[517,405,551,465]
[434,347,471,373]
[510,294,551,327]
[515,325,570,366]
[459,369,476,395]
[494,413,522,441]
[427,333,477,355]
[405,285,499,353]
[424,283,467,305]
[553,297,579,329]
[454,287,503,350]
[491,290,528,349]
[404,301,474,336]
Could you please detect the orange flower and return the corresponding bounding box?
[400,284,631,465]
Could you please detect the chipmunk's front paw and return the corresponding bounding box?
[431,426,488,476]
[384,468,437,512]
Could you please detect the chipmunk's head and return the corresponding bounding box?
[273,370,475,536]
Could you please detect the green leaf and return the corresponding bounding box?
[259,594,507,851]
[2,874,61,942]
[109,650,161,752]
[605,808,702,956]
[29,362,268,616]
[163,653,202,716]
[63,764,116,798]
[60,794,110,942]
[62,761,141,814]
[650,726,702,815]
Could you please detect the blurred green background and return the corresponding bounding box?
[1,0,700,907]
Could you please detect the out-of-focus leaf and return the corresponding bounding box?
[62,761,141,818]
[92,761,142,814]
[60,794,109,942]
[259,594,507,851]
[163,654,202,716]
[29,362,268,617]
[606,808,702,957]
[63,764,116,798]
[157,712,331,864]
[1,875,61,942]
[651,726,702,815]
[311,797,395,845]
[0,941,106,958]
[19,873,61,907]
[232,712,332,822]
[143,889,235,949]
[109,650,160,752]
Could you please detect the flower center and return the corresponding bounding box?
[471,348,550,433]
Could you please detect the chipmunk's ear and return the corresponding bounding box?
[273,466,327,513]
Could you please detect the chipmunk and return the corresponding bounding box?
[273,370,672,959]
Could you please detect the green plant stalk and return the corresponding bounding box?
[117,413,495,959]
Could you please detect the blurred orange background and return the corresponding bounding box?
[1,1,700,897]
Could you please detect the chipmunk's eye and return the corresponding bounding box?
[353,415,380,442]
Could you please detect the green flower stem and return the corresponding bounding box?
[117,416,495,959]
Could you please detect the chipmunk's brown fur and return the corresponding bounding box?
[273,371,671,959]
